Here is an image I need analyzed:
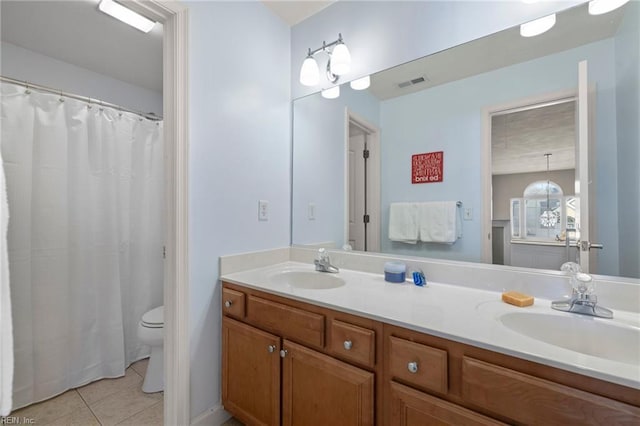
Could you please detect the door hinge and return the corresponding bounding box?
[363,149,370,159]
[163,246,166,259]
[363,214,370,224]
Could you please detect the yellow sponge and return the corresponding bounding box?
[502,291,534,307]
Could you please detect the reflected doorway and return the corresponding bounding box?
[490,96,578,270]
[346,111,381,252]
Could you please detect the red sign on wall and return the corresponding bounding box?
[412,151,444,184]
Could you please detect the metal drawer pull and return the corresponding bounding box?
[344,340,353,351]
[407,361,419,374]
[224,300,233,308]
[267,345,276,353]
[280,349,288,358]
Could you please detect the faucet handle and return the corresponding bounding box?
[574,272,594,295]
[317,248,329,261]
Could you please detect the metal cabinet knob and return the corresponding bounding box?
[407,361,419,374]
[268,345,276,353]
[280,349,288,358]
[344,340,353,351]
[224,300,233,308]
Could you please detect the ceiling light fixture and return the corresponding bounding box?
[350,75,370,91]
[299,33,351,89]
[588,0,630,15]
[520,13,556,37]
[98,0,156,33]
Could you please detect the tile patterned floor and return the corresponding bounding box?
[4,359,163,425]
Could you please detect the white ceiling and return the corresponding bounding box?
[1,0,164,92]
[261,0,335,26]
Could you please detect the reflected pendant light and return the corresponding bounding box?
[589,0,630,15]
[321,86,340,99]
[540,153,558,228]
[350,75,371,90]
[520,13,556,37]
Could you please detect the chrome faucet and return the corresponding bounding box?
[551,262,613,319]
[314,248,339,273]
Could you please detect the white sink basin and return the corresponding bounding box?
[268,270,346,290]
[500,312,640,365]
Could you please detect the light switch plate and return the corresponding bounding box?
[258,200,269,221]
[308,203,316,220]
[464,207,473,221]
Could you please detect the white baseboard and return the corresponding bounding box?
[190,403,231,426]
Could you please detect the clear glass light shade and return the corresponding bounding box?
[588,0,629,15]
[98,0,156,33]
[321,86,340,99]
[520,13,556,37]
[330,43,351,75]
[300,56,320,86]
[350,75,370,90]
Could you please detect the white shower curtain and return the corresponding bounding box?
[0,82,164,410]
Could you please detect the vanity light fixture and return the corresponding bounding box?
[98,0,156,33]
[588,0,630,15]
[350,75,371,91]
[299,33,351,87]
[520,13,556,37]
[321,86,340,99]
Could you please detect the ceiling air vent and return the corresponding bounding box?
[398,76,428,89]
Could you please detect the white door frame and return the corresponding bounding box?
[481,89,577,264]
[344,109,381,252]
[127,2,190,425]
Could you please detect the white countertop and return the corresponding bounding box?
[221,261,640,390]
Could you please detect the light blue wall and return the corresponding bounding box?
[291,0,583,99]
[615,1,640,278]
[292,87,380,247]
[0,41,162,115]
[188,1,291,419]
[379,39,620,273]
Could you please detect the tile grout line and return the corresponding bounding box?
[76,388,104,425]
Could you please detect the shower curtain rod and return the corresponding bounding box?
[1,75,163,121]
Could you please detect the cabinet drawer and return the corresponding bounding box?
[329,319,375,367]
[222,288,245,319]
[462,357,640,425]
[247,295,324,348]
[388,336,448,394]
[390,381,505,426]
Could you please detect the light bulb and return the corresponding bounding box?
[330,43,351,76]
[520,13,556,37]
[588,0,629,15]
[350,76,370,91]
[321,86,340,99]
[300,56,320,86]
[98,0,156,33]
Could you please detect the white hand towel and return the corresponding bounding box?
[0,149,13,416]
[418,201,458,243]
[388,203,419,244]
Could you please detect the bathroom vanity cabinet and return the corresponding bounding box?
[221,282,640,426]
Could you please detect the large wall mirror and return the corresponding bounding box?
[292,1,639,279]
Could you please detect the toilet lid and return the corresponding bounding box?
[142,306,164,327]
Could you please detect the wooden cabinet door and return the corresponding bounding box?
[222,317,280,426]
[390,381,505,426]
[282,339,374,426]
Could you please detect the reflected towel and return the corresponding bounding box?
[0,149,13,416]
[389,203,419,244]
[418,201,458,243]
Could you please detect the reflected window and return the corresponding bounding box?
[511,181,575,242]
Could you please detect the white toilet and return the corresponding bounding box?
[137,306,164,393]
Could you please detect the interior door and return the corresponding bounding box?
[348,133,366,251]
[576,60,600,272]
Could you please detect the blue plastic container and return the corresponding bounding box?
[384,262,406,283]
